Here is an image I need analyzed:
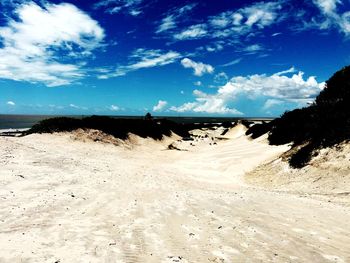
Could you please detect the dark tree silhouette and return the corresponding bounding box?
[145,112,153,121]
[247,65,350,168]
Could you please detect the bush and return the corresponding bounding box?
[26,116,191,140]
[246,121,272,139]
[265,65,350,168]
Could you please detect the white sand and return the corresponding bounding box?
[0,127,350,262]
[246,140,350,206]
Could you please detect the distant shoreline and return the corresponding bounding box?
[0,114,274,130]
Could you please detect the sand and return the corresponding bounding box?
[246,140,350,206]
[0,126,349,262]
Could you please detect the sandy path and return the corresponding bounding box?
[0,132,349,262]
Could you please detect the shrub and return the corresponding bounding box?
[265,65,350,168]
[246,121,272,139]
[26,116,191,141]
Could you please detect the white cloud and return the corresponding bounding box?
[314,0,340,15]
[272,32,282,37]
[220,58,242,67]
[157,15,176,33]
[242,44,264,54]
[170,89,243,115]
[99,49,181,78]
[214,72,228,84]
[170,68,324,115]
[94,0,143,16]
[274,66,296,76]
[129,9,141,16]
[7,101,15,106]
[298,0,350,36]
[174,24,208,40]
[219,68,324,101]
[194,81,202,86]
[205,42,224,52]
[181,58,214,76]
[69,104,79,109]
[109,105,120,111]
[242,2,281,28]
[156,3,197,34]
[153,100,168,112]
[262,99,284,110]
[173,1,282,42]
[209,11,234,28]
[0,2,104,87]
[69,103,87,110]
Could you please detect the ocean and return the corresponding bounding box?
[0,114,274,130]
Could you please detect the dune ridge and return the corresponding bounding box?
[1,125,349,262]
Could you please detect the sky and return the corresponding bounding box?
[0,0,350,117]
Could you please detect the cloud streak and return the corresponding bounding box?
[94,0,144,16]
[99,49,181,78]
[171,1,283,41]
[156,3,197,33]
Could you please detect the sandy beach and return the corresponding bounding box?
[0,125,349,262]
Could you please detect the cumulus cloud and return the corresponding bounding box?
[219,68,324,101]
[170,89,243,115]
[94,0,144,16]
[153,100,168,112]
[7,101,15,106]
[99,49,181,78]
[170,68,324,115]
[181,58,214,76]
[0,2,104,87]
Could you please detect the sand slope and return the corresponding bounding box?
[0,131,349,262]
[246,141,350,206]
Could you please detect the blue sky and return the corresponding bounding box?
[0,0,350,116]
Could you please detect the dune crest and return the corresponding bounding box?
[1,128,349,262]
[246,141,350,204]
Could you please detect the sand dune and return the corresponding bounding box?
[246,141,350,206]
[0,131,349,262]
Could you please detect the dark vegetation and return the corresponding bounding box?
[25,114,236,141]
[245,121,272,139]
[26,115,192,140]
[27,67,350,168]
[240,120,254,129]
[247,66,350,168]
[24,113,237,140]
[221,121,237,136]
